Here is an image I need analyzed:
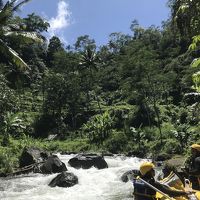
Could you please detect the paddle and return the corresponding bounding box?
[138,177,176,200]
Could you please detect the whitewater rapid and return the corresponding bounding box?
[0,154,148,200]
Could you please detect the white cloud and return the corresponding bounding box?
[48,0,71,43]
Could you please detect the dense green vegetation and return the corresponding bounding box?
[0,0,200,173]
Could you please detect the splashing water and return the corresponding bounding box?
[0,154,147,200]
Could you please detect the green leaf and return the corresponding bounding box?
[189,43,197,50]
[0,2,12,26]
[189,35,200,50]
[193,35,200,44]
[192,72,200,92]
[191,58,200,68]
[12,0,32,12]
[0,39,28,70]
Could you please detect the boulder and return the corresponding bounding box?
[60,151,77,155]
[102,152,114,156]
[126,151,145,158]
[37,155,67,174]
[19,147,49,168]
[0,172,7,177]
[154,153,172,162]
[68,154,108,169]
[48,171,78,188]
[121,169,140,182]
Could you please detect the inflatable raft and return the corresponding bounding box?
[156,191,200,200]
[155,172,200,200]
[156,191,200,199]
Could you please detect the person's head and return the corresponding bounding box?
[140,162,155,177]
[191,144,200,156]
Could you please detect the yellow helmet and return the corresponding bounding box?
[191,144,200,151]
[140,162,155,176]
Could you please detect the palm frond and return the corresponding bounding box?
[13,0,32,12]
[0,2,12,26]
[9,0,18,8]
[4,31,44,43]
[7,23,21,31]
[0,39,28,70]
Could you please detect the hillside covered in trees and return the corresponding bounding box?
[0,0,200,173]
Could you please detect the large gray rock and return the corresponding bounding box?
[19,147,49,168]
[37,155,67,174]
[121,169,140,182]
[68,154,108,169]
[48,171,78,188]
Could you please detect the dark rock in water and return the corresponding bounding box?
[154,153,171,162]
[60,151,77,155]
[102,152,114,156]
[121,169,140,182]
[68,154,108,169]
[37,155,67,174]
[156,161,163,167]
[184,93,200,105]
[49,171,78,188]
[126,151,145,158]
[19,147,49,168]
[82,153,98,156]
[0,172,7,177]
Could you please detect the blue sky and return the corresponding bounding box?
[20,0,170,46]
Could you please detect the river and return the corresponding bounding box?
[0,154,148,200]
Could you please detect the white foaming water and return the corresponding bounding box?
[0,154,147,200]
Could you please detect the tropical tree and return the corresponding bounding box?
[171,124,191,152]
[82,110,113,146]
[130,125,145,149]
[79,46,99,77]
[170,0,200,39]
[170,0,200,93]
[130,19,145,39]
[0,73,17,121]
[2,112,26,145]
[74,35,96,52]
[189,37,200,93]
[108,32,131,53]
[0,73,19,146]
[41,70,86,135]
[46,36,64,67]
[0,0,43,70]
[23,13,49,33]
[78,45,99,111]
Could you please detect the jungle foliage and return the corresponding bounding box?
[0,0,200,170]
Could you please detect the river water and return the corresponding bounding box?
[0,154,148,200]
